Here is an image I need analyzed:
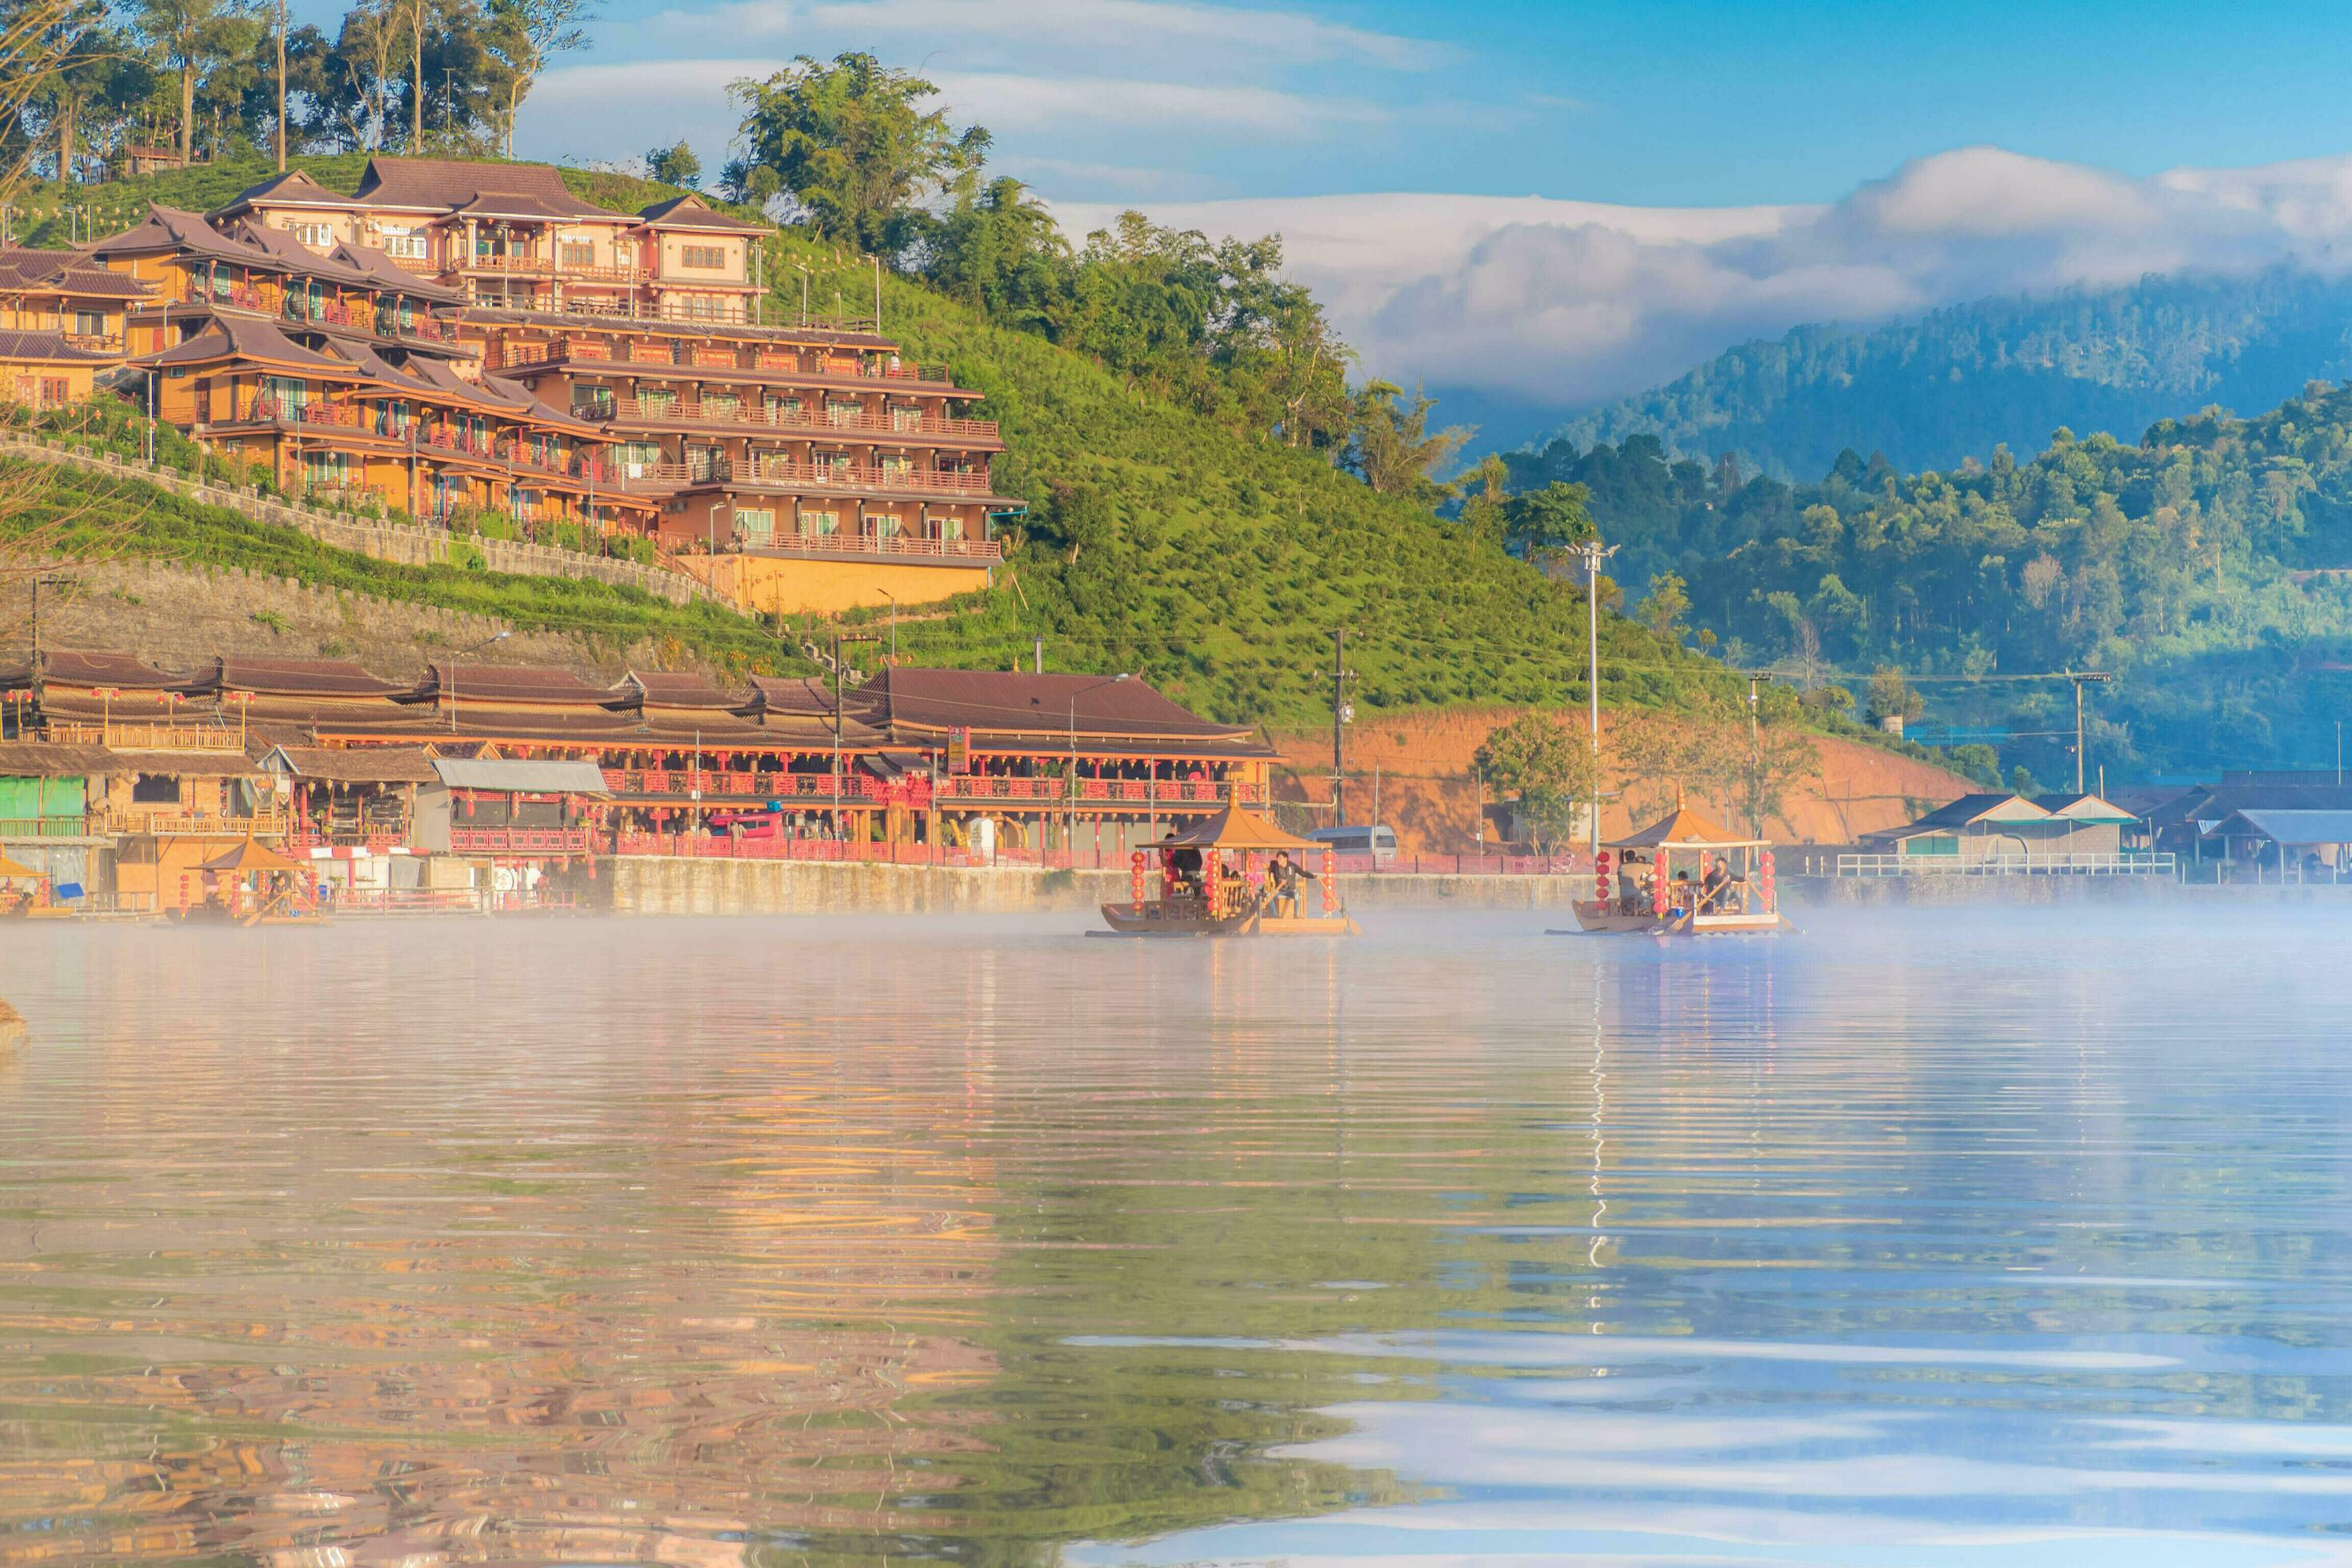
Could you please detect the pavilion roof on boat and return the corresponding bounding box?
[1607,800,1763,852]
[1157,802,1315,851]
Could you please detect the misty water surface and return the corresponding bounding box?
[2,906,2350,1566]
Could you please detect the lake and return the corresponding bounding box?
[3,905,2350,1566]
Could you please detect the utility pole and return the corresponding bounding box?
[2068,672,2113,794]
[1032,634,1042,674]
[1330,627,1351,825]
[831,631,880,839]
[275,0,287,170]
[30,574,71,663]
[1576,539,1618,858]
[1747,670,1763,838]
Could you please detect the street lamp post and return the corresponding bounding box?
[447,629,511,734]
[1576,538,1618,860]
[878,588,898,662]
[831,631,882,840]
[1067,674,1130,858]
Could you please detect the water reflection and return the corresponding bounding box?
[2,908,2350,1566]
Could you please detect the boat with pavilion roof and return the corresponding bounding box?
[1098,802,1358,938]
[1567,793,1783,935]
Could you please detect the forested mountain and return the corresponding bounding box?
[1530,269,2352,482]
[1526,386,2352,781]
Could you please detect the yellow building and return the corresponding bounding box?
[0,245,153,406]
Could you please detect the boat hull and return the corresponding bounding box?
[1564,899,1783,935]
[1096,902,1359,938]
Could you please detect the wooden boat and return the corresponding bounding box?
[1565,794,1784,936]
[1098,803,1361,938]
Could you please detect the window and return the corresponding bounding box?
[803,510,839,536]
[826,401,858,426]
[679,245,726,270]
[73,310,106,338]
[38,378,67,408]
[560,241,597,269]
[289,220,335,249]
[381,229,428,260]
[734,507,774,541]
[131,773,180,804]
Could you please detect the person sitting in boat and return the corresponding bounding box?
[1267,850,1318,917]
[1617,851,1646,913]
[1700,859,1730,912]
[1169,846,1204,898]
[1670,867,1694,917]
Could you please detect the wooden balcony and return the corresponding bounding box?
[448,825,593,854]
[597,395,999,444]
[502,341,958,388]
[47,719,245,751]
[742,530,1002,562]
[644,455,1000,497]
[102,807,287,836]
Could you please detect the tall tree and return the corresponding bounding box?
[1472,711,1600,854]
[730,51,988,255]
[645,138,699,187]
[2,0,112,195]
[1346,381,1470,507]
[130,0,249,163]
[483,0,590,157]
[1502,480,1595,558]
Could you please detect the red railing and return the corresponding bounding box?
[598,834,1590,874]
[498,341,954,385]
[286,826,408,853]
[447,826,593,854]
[639,456,996,496]
[741,530,1002,562]
[598,396,998,442]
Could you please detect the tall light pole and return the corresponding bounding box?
[831,630,881,839]
[1577,538,1618,858]
[878,588,898,662]
[447,629,511,734]
[1066,674,1130,856]
[2067,671,2112,794]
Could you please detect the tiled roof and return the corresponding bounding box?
[0,246,150,299]
[634,194,769,234]
[623,670,745,710]
[228,218,376,286]
[863,668,1248,742]
[37,648,186,690]
[91,205,272,266]
[197,655,409,699]
[0,741,116,777]
[0,329,116,363]
[410,663,618,706]
[218,169,361,212]
[353,157,625,221]
[141,313,370,376]
[327,240,465,303]
[262,743,439,783]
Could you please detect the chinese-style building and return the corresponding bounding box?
[3,650,1274,892]
[82,158,1017,611]
[0,245,152,407]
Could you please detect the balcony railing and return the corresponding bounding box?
[102,808,286,836]
[63,332,125,354]
[1835,851,2178,878]
[595,395,998,442]
[642,456,997,496]
[502,341,953,385]
[0,816,91,838]
[448,825,594,854]
[47,719,244,751]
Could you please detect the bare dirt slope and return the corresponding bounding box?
[1270,706,1975,850]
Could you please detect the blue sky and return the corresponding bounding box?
[447,0,2352,206]
[289,0,2352,421]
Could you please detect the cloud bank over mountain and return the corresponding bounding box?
[1057,146,2352,410]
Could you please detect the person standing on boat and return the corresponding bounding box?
[1268,850,1317,918]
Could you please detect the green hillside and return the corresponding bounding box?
[10,155,1750,731]
[1530,268,2352,483]
[1570,380,2352,780]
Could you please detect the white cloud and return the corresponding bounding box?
[670,0,1442,70]
[1058,145,2352,408]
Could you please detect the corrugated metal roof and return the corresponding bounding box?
[2214,809,2352,845]
[430,758,610,793]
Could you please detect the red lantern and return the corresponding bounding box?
[1595,849,1612,902]
[1130,849,1148,906]
[1761,850,1777,911]
[1650,871,1667,917]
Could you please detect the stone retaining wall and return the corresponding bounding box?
[3,434,710,604]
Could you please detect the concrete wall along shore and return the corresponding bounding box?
[4,434,711,605]
[601,857,1591,917]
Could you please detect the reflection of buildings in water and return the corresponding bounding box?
[0,939,1007,1568]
